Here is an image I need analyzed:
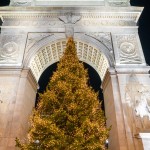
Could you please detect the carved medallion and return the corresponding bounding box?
[120,42,135,54]
[0,42,18,62]
[116,35,141,64]
[3,42,18,56]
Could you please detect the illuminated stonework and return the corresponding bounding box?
[10,0,129,6]
[29,39,109,81]
[0,3,150,150]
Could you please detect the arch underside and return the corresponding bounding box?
[29,39,109,82]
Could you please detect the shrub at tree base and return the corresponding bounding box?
[16,38,109,150]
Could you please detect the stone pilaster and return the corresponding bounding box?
[102,69,128,150]
[102,67,150,150]
[0,68,38,150]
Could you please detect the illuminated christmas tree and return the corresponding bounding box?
[16,38,109,150]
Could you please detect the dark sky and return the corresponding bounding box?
[131,0,150,65]
[0,0,10,6]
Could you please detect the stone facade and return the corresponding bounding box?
[0,68,38,150]
[0,1,150,150]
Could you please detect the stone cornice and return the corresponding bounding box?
[115,66,150,74]
[0,6,143,27]
[0,11,142,27]
[0,12,140,18]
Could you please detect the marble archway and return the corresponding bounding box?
[29,39,109,81]
[24,33,114,82]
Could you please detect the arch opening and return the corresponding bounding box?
[29,39,110,82]
[36,62,104,110]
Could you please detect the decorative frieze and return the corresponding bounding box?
[108,1,129,7]
[1,12,139,27]
[10,0,32,6]
[79,20,135,26]
[10,0,130,7]
[10,0,105,6]
[116,34,142,64]
[2,19,63,27]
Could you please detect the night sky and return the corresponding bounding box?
[0,0,150,107]
[131,0,150,65]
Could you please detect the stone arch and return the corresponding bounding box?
[24,33,114,81]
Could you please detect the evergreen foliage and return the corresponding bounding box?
[16,38,109,150]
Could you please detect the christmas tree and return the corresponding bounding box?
[16,38,109,150]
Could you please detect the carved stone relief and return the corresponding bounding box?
[0,35,23,63]
[25,33,53,52]
[125,74,150,134]
[108,1,129,7]
[126,81,150,119]
[74,12,137,27]
[116,34,141,64]
[59,12,81,24]
[10,0,130,7]
[2,12,138,28]
[86,32,113,52]
[135,88,150,119]
[59,12,81,37]
[3,19,62,27]
[0,42,18,62]
[80,20,135,26]
[10,0,32,6]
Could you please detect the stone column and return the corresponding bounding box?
[116,68,150,150]
[102,69,128,150]
[0,68,38,150]
[102,67,150,150]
